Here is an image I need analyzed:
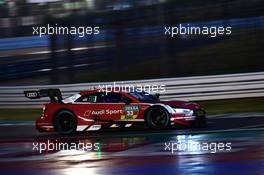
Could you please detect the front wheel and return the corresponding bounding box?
[145,106,170,130]
[54,110,77,134]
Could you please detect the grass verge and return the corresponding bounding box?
[198,97,264,115]
[0,108,42,121]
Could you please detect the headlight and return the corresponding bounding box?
[173,108,194,116]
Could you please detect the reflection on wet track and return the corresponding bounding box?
[0,114,264,175]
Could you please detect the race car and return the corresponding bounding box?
[24,88,206,134]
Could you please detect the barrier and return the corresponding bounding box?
[0,71,264,108]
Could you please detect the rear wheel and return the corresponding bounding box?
[54,110,77,134]
[146,106,170,130]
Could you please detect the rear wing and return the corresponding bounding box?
[24,89,63,103]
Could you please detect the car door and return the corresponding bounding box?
[99,92,141,121]
[73,92,105,120]
[74,92,125,121]
[100,92,125,121]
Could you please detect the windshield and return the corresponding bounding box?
[62,93,81,104]
[129,91,159,103]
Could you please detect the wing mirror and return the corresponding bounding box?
[155,93,160,99]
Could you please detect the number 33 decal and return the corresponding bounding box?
[127,111,133,116]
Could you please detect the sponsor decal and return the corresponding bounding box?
[124,105,140,111]
[87,125,102,131]
[84,110,92,116]
[121,115,137,120]
[110,124,120,128]
[84,109,123,116]
[76,125,88,131]
[25,91,39,98]
[91,110,105,115]
[121,105,139,120]
[125,123,133,127]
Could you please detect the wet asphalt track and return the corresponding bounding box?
[0,113,264,175]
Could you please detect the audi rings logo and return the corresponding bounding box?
[26,92,38,98]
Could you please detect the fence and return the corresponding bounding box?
[0,71,264,108]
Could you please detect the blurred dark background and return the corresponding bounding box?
[0,0,264,85]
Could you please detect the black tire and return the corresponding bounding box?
[145,106,170,130]
[54,110,77,134]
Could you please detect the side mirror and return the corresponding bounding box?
[155,93,160,99]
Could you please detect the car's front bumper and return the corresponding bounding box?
[170,109,206,126]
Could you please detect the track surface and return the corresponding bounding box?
[0,113,264,175]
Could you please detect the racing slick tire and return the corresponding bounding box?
[145,106,170,130]
[54,110,77,134]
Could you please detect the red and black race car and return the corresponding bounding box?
[24,88,206,134]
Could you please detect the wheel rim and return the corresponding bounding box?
[58,113,74,132]
[150,109,168,127]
